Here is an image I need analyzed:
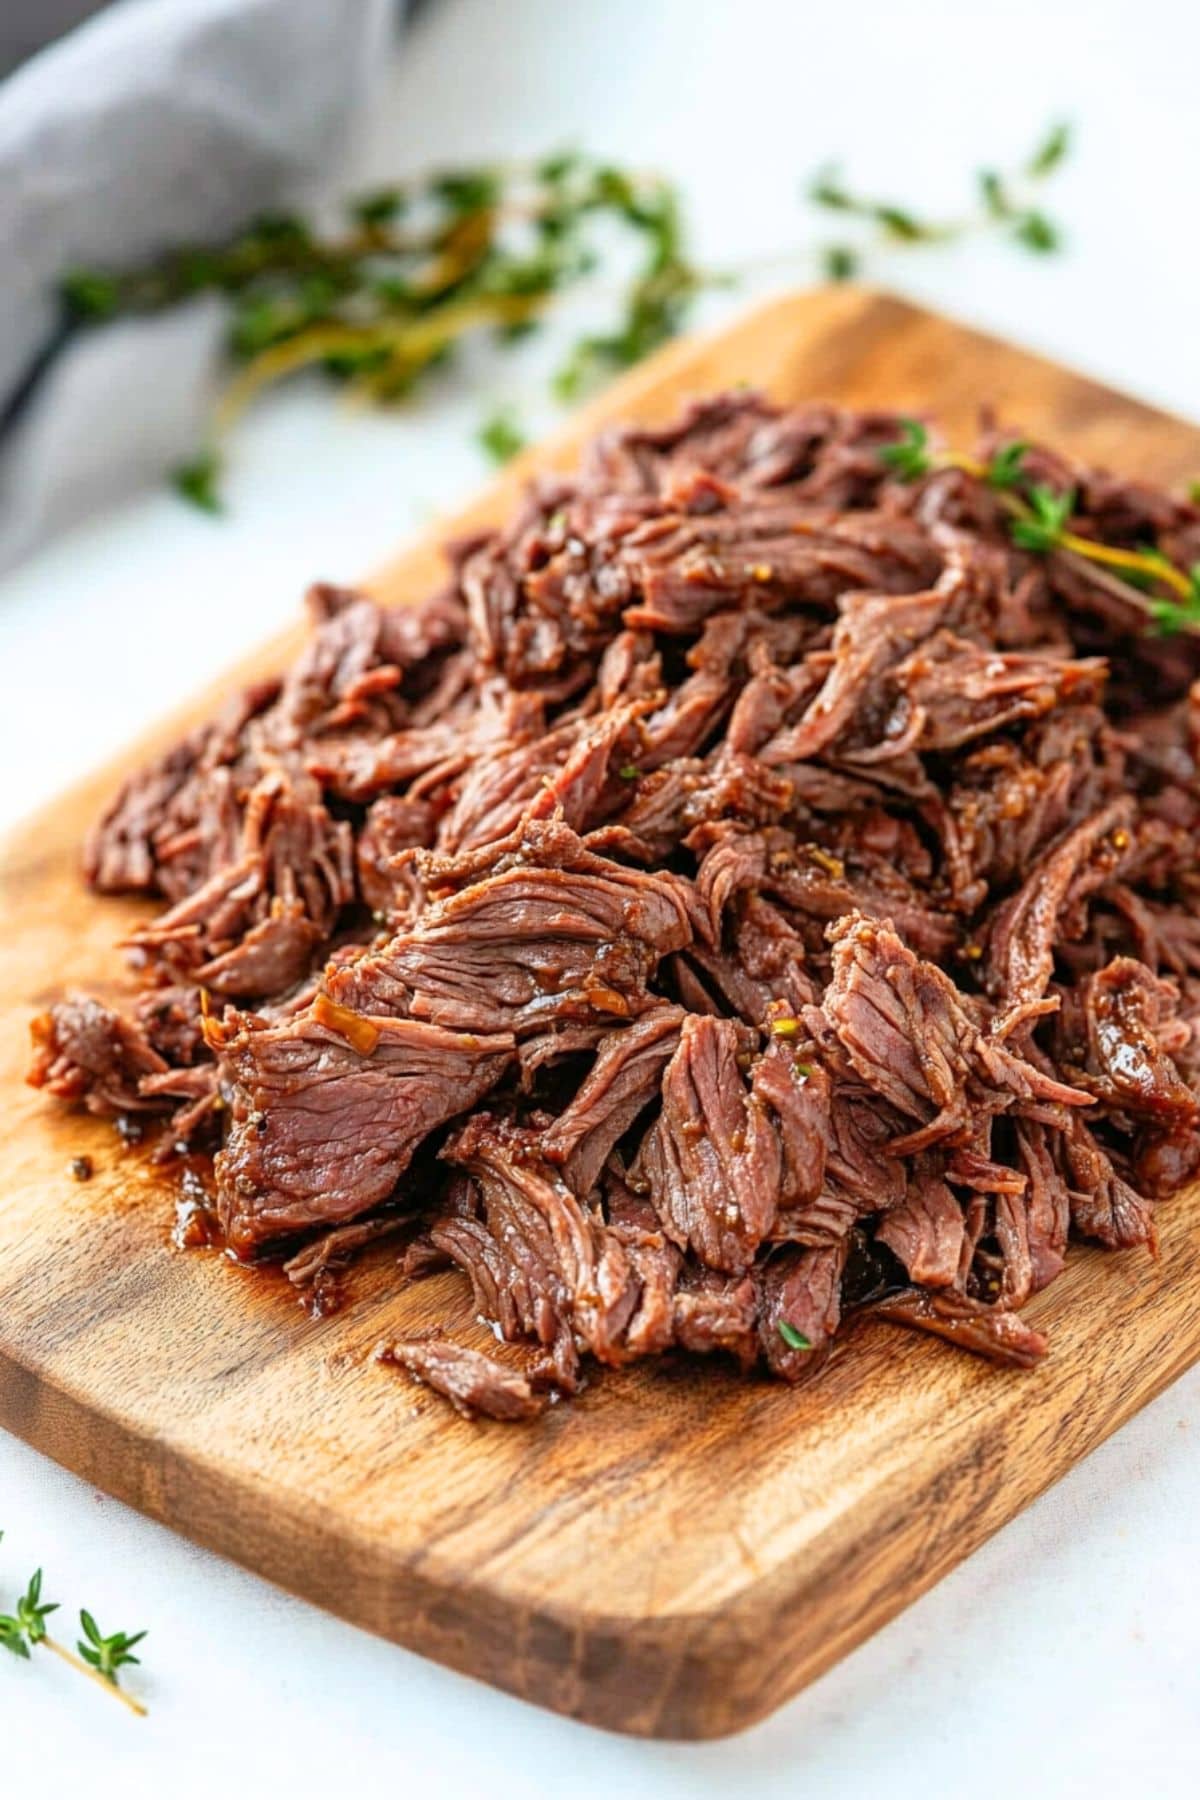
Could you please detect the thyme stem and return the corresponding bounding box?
[215,293,544,430]
[41,1632,147,1718]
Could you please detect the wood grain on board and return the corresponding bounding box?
[2,286,1199,1740]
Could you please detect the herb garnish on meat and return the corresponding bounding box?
[876,419,1200,633]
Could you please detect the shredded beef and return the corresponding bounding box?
[31,392,1200,1418]
[377,1336,545,1422]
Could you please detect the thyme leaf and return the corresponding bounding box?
[822,243,859,282]
[985,440,1029,488]
[477,408,527,465]
[1009,483,1075,552]
[1146,568,1200,635]
[172,449,224,514]
[1027,121,1071,177]
[77,1610,148,1686]
[1013,210,1060,254]
[15,1568,58,1646]
[877,418,933,481]
[779,1322,813,1351]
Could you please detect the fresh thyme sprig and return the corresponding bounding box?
[63,153,700,509]
[875,419,1200,636]
[811,121,1070,282]
[57,126,1073,509]
[0,1532,147,1717]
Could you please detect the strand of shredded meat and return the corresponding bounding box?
[28,393,1200,1419]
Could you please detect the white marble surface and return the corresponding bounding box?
[2,1,1199,1792]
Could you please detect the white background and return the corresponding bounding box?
[2,0,1199,1791]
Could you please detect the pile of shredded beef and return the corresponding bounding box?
[29,393,1200,1420]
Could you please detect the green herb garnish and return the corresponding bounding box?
[1009,483,1075,552]
[877,418,933,481]
[55,124,1073,509]
[477,408,527,465]
[62,154,702,510]
[1027,121,1071,177]
[985,440,1029,489]
[1012,210,1059,254]
[809,122,1070,276]
[872,430,1200,637]
[77,1610,147,1687]
[822,244,859,282]
[171,449,224,515]
[1146,568,1200,635]
[779,1322,813,1351]
[0,1531,147,1715]
[978,170,1011,219]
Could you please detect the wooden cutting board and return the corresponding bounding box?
[3,286,1200,1741]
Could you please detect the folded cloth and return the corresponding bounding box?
[0,0,398,570]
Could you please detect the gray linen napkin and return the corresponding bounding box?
[0,0,398,569]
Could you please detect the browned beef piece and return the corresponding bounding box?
[944,705,1124,903]
[618,506,939,636]
[1014,1119,1070,1293]
[378,1336,545,1422]
[689,822,959,964]
[757,1242,847,1377]
[759,582,954,764]
[808,913,1090,1154]
[1051,1111,1156,1250]
[83,681,280,895]
[274,584,466,740]
[515,1019,609,1086]
[603,1178,682,1357]
[356,796,436,918]
[985,798,1138,1033]
[875,1165,965,1288]
[122,766,353,996]
[428,1151,684,1380]
[771,1082,907,1250]
[871,1289,1048,1368]
[29,994,170,1114]
[307,685,542,803]
[213,1012,513,1254]
[672,1267,758,1368]
[673,899,817,1030]
[438,1113,650,1381]
[433,720,577,857]
[1054,957,1199,1126]
[283,1212,411,1292]
[869,632,1105,756]
[326,821,693,1037]
[633,1015,826,1272]
[541,1006,684,1197]
[133,984,207,1065]
[28,988,221,1150]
